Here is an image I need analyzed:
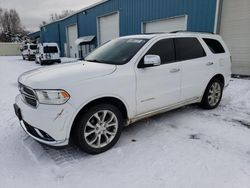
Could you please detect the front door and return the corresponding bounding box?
[136,38,181,115]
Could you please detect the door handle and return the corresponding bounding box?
[206,62,214,66]
[170,68,180,73]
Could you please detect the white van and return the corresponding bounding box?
[21,43,37,61]
[35,43,61,65]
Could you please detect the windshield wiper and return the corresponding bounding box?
[85,59,120,65]
[85,59,101,63]
[85,59,111,64]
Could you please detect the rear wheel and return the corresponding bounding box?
[72,104,123,154]
[40,61,45,66]
[200,78,223,109]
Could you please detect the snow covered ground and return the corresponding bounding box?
[0,56,250,188]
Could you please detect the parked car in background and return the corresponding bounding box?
[35,43,61,65]
[21,43,37,61]
[14,32,231,154]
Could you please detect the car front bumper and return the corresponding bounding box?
[14,94,76,147]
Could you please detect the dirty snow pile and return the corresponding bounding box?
[0,56,250,188]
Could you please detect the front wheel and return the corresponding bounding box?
[200,79,223,109]
[72,104,124,154]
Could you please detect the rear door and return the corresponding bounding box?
[136,38,182,115]
[29,45,37,55]
[44,46,59,60]
[22,45,28,56]
[50,46,60,60]
[176,37,215,101]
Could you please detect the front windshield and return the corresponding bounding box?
[85,38,149,65]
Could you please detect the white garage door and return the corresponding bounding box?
[67,25,78,58]
[220,0,250,75]
[98,13,119,45]
[143,16,187,34]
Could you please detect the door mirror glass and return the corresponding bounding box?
[144,55,161,67]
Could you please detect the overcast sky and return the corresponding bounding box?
[0,0,101,32]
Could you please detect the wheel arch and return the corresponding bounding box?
[69,96,129,140]
[210,74,225,87]
[201,74,225,99]
[200,74,225,109]
[202,73,225,100]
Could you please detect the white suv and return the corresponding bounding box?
[14,32,231,154]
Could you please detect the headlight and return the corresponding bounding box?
[35,90,70,105]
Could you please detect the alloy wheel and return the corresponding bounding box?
[208,82,222,106]
[84,110,118,149]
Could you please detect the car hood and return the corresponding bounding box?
[18,61,117,89]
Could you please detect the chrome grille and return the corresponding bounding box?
[19,83,37,107]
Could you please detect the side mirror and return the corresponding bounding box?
[143,55,161,67]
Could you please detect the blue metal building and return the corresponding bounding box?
[27,31,41,43]
[37,0,220,58]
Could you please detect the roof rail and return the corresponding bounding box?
[143,32,167,35]
[170,30,215,34]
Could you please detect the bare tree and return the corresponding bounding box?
[0,8,27,42]
[0,8,3,33]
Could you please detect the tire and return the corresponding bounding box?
[57,59,61,63]
[200,78,223,109]
[72,104,124,154]
[22,55,25,60]
[40,61,45,66]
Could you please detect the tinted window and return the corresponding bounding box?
[145,39,175,64]
[30,45,37,50]
[85,38,149,65]
[203,38,225,54]
[175,38,206,61]
[44,46,58,53]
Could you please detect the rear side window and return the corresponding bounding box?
[203,38,225,54]
[175,38,206,61]
[44,46,58,53]
[145,39,175,64]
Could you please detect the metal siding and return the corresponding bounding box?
[41,0,217,56]
[27,31,40,39]
[220,0,250,75]
[41,23,60,45]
